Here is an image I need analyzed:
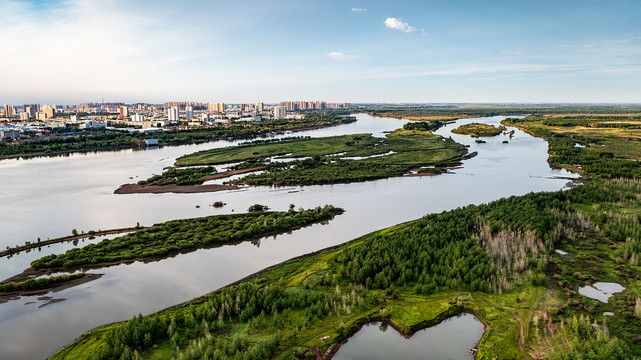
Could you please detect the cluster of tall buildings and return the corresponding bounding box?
[2,104,58,121]
[279,101,350,111]
[2,100,353,126]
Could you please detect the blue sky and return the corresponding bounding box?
[1,0,640,104]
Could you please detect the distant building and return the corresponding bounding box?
[3,104,13,118]
[144,138,159,146]
[131,114,145,122]
[43,107,56,119]
[273,106,286,119]
[256,102,264,113]
[24,105,37,120]
[0,129,20,140]
[119,106,129,117]
[200,113,210,121]
[185,106,194,120]
[207,102,225,113]
[167,106,180,121]
[79,120,106,129]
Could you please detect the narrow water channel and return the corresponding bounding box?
[0,114,577,359]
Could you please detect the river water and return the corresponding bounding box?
[0,114,577,359]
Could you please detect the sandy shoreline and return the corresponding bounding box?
[114,183,240,194]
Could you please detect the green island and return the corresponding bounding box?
[0,273,86,293]
[31,206,343,270]
[452,123,506,137]
[170,122,467,186]
[451,123,506,137]
[0,114,355,159]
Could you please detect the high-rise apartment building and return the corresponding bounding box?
[43,107,56,119]
[256,102,264,113]
[207,103,225,113]
[131,114,145,122]
[168,106,180,121]
[24,105,37,120]
[185,106,194,120]
[3,104,13,118]
[119,106,129,117]
[273,106,286,119]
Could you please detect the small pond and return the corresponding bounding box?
[332,313,483,360]
[578,282,625,303]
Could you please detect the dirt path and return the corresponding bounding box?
[472,295,529,359]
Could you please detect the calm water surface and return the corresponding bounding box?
[333,314,483,360]
[0,114,578,359]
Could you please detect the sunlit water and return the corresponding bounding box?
[0,114,578,359]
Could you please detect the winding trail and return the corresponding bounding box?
[472,295,529,359]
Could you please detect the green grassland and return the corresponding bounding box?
[451,123,506,137]
[174,125,467,186]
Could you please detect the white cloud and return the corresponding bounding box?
[351,8,367,12]
[327,52,359,60]
[384,17,417,33]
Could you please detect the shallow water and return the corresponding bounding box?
[333,313,483,360]
[578,282,625,303]
[0,114,578,359]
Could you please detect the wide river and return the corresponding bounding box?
[0,114,577,359]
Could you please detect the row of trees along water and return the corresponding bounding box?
[31,206,343,269]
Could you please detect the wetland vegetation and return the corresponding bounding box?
[45,111,641,360]
[173,123,467,186]
[31,206,343,270]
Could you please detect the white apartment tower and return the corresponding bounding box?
[185,106,194,120]
[273,106,286,119]
[168,106,180,121]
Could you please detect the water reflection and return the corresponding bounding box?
[333,314,483,360]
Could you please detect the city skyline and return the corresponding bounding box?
[1,0,640,104]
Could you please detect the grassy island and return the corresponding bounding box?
[451,122,505,137]
[31,206,343,270]
[173,122,467,186]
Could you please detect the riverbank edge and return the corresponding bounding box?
[0,273,103,304]
[0,119,356,162]
[0,227,144,258]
